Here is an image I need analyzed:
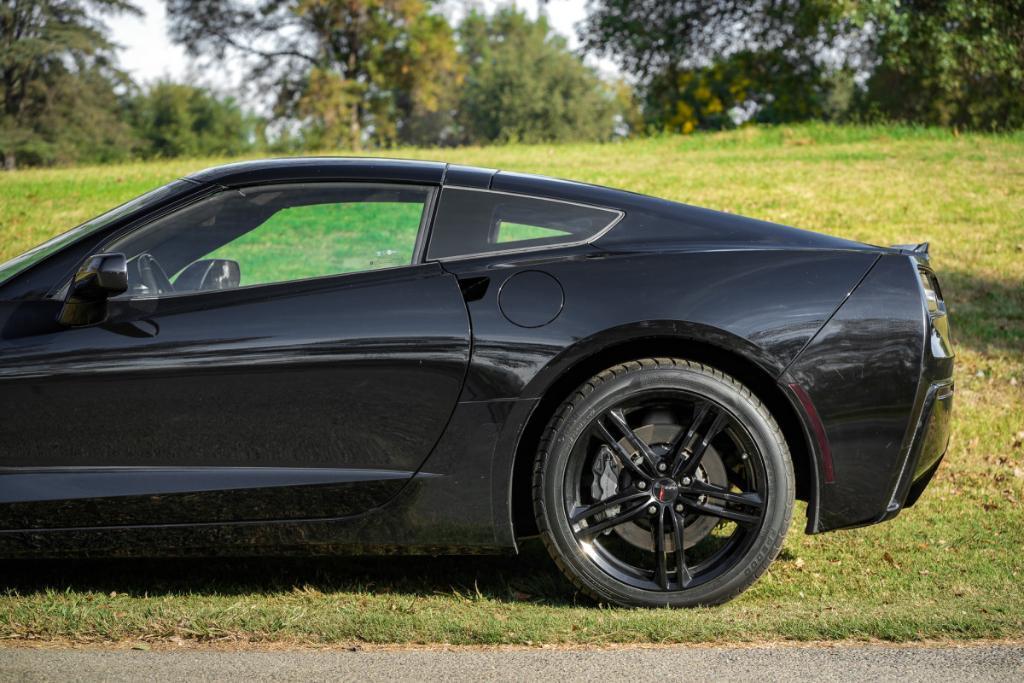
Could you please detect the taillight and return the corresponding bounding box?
[919,267,953,357]
[918,270,942,315]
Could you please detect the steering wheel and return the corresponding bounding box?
[136,253,174,296]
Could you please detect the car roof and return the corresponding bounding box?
[184,156,628,206]
[186,157,448,187]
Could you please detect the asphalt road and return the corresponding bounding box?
[2,644,1022,682]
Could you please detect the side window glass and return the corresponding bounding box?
[426,188,620,260]
[106,183,431,297]
[496,221,571,243]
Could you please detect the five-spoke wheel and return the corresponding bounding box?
[534,358,794,607]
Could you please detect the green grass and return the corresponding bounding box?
[1,123,1022,646]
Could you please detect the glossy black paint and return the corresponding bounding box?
[782,255,929,530]
[57,252,129,326]
[0,263,470,528]
[0,157,953,557]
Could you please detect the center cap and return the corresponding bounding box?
[652,478,679,503]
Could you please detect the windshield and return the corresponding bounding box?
[0,179,194,288]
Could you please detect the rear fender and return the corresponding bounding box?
[781,254,926,531]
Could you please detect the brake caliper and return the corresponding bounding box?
[590,445,621,522]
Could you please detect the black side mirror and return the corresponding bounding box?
[58,253,128,327]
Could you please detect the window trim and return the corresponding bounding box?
[89,181,439,302]
[425,186,625,263]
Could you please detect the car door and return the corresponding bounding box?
[0,182,470,529]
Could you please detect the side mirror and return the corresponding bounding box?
[58,253,128,327]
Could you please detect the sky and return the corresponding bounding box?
[107,0,607,92]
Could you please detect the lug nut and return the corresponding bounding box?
[637,481,647,490]
[657,462,667,472]
[681,476,692,486]
[647,505,658,515]
[674,503,684,513]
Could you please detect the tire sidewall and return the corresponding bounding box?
[538,361,793,607]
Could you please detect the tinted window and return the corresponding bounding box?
[106,183,430,297]
[426,188,620,260]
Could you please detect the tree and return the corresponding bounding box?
[643,50,836,134]
[456,7,619,144]
[860,0,1024,130]
[0,0,141,169]
[386,10,463,146]
[583,1,872,132]
[580,1,851,79]
[580,1,856,132]
[130,81,256,158]
[165,0,462,149]
[581,0,1024,132]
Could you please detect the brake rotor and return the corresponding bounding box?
[602,423,729,552]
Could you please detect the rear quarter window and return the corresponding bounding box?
[426,188,621,260]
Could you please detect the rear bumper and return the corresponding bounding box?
[881,378,953,519]
[879,278,955,520]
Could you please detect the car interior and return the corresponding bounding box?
[105,183,430,298]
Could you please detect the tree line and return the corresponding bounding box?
[584,0,1024,135]
[1,1,1021,169]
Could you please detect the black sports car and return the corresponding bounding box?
[0,158,954,607]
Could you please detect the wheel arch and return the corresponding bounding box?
[508,327,818,542]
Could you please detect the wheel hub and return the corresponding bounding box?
[605,423,729,551]
[652,478,679,503]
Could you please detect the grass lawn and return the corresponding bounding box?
[0,123,1022,646]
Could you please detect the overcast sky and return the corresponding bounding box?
[107,0,607,92]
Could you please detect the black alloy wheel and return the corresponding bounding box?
[533,358,794,607]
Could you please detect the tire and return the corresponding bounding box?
[533,358,794,608]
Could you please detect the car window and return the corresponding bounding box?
[426,188,621,260]
[105,183,431,298]
[496,221,572,243]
